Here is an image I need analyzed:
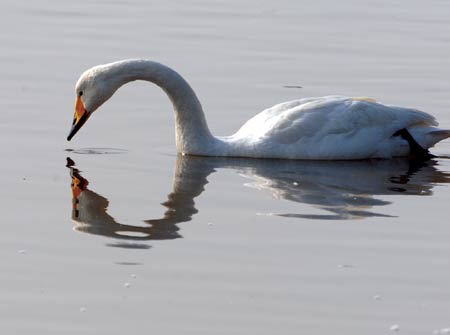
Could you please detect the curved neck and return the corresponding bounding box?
[106,59,215,154]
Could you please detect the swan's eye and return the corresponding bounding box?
[78,91,83,97]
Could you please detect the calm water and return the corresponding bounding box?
[2,0,450,334]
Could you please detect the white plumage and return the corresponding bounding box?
[224,95,448,159]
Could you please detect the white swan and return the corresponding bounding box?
[68,59,450,160]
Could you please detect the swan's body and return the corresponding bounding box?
[68,59,450,160]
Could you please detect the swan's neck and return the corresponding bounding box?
[106,59,215,154]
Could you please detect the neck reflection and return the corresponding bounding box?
[67,156,211,243]
[66,156,450,244]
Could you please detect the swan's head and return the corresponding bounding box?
[67,64,120,141]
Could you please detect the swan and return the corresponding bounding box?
[67,59,450,160]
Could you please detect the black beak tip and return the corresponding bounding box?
[66,111,90,142]
[67,128,76,141]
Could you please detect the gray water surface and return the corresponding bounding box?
[1,1,450,334]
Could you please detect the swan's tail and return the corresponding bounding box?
[414,128,450,148]
[427,129,450,145]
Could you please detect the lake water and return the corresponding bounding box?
[2,0,450,334]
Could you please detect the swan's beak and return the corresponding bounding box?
[67,96,91,141]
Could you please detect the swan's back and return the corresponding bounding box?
[226,96,447,160]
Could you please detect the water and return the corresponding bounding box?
[1,0,450,334]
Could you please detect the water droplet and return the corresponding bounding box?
[390,324,400,332]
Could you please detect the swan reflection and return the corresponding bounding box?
[66,156,450,243]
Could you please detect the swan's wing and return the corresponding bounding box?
[233,96,437,145]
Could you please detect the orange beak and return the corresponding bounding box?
[67,96,91,141]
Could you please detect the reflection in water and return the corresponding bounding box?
[66,156,450,243]
[67,156,205,243]
[241,158,450,220]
